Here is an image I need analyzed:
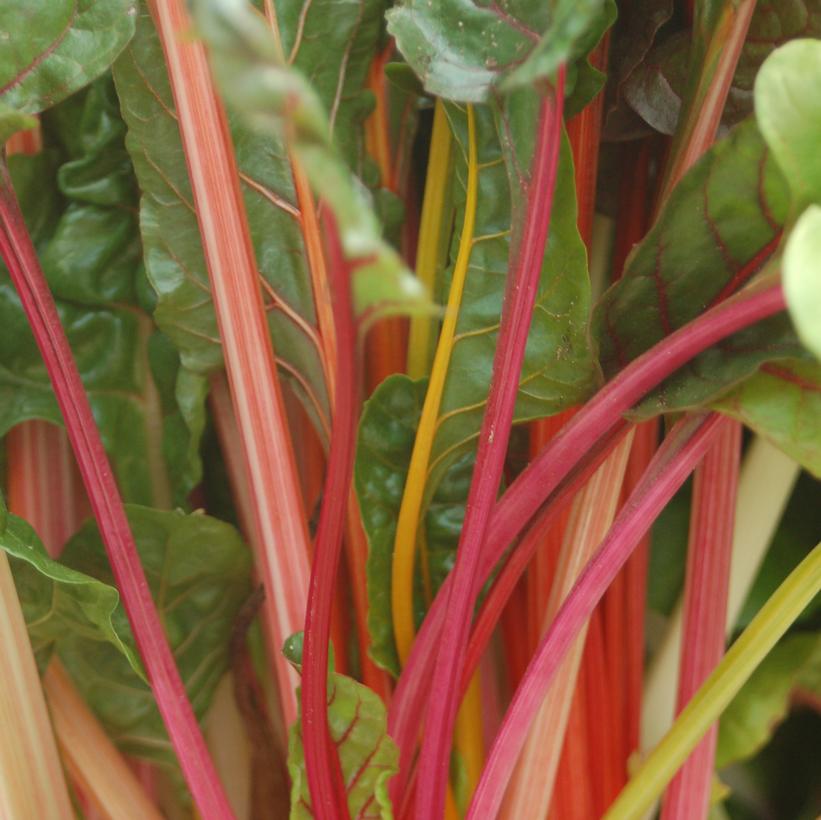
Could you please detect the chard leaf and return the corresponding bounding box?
[0,100,36,144]
[57,505,252,769]
[595,119,789,374]
[783,205,821,360]
[386,0,612,103]
[715,361,821,477]
[112,5,330,436]
[189,0,429,319]
[354,376,474,674]
[754,38,821,210]
[0,0,136,113]
[0,494,139,674]
[717,633,821,768]
[286,637,398,818]
[0,78,203,506]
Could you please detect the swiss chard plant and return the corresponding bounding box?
[0,0,819,818]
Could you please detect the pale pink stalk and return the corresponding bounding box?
[660,421,741,819]
[466,413,725,818]
[415,73,566,820]
[388,283,785,804]
[146,0,311,726]
[0,166,232,817]
[502,432,634,819]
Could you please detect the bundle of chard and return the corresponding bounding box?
[0,1,819,818]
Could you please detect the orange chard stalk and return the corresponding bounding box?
[146,0,311,726]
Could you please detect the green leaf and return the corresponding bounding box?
[288,667,398,818]
[355,376,474,674]
[57,505,252,768]
[715,360,821,477]
[0,0,136,113]
[717,633,821,768]
[0,79,202,506]
[387,0,611,103]
[755,38,821,210]
[188,0,429,320]
[0,494,139,675]
[0,100,36,145]
[783,205,821,360]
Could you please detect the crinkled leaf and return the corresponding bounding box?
[188,0,429,320]
[716,361,821,478]
[717,633,821,768]
[755,38,821,210]
[58,505,252,769]
[286,635,398,818]
[355,376,474,674]
[112,5,330,439]
[0,79,203,506]
[783,205,821,360]
[0,494,139,675]
[0,0,136,113]
[386,0,611,103]
[595,118,792,370]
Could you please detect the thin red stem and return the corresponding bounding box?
[301,212,358,820]
[0,165,233,819]
[414,72,566,820]
[467,413,727,819]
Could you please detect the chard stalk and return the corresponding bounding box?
[0,161,233,819]
[415,72,567,820]
[606,539,821,819]
[301,213,359,820]
[147,0,311,727]
[661,420,741,819]
[467,413,725,819]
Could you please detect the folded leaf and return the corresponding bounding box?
[386,0,611,103]
[57,505,252,768]
[717,632,821,768]
[0,78,203,506]
[783,205,821,360]
[0,0,136,113]
[0,494,139,674]
[285,635,399,818]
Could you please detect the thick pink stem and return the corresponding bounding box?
[661,421,741,819]
[301,214,356,820]
[414,73,566,820]
[0,167,233,819]
[467,413,726,819]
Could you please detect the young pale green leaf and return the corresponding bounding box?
[386,0,609,103]
[755,38,821,210]
[288,663,399,818]
[57,505,252,769]
[783,205,821,360]
[189,0,429,319]
[0,79,203,506]
[0,495,140,675]
[717,633,821,768]
[355,376,474,674]
[113,6,331,434]
[0,0,136,113]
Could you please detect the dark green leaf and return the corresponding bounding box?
[387,0,610,102]
[0,494,139,674]
[58,505,252,768]
[0,0,136,113]
[717,633,821,768]
[0,79,202,506]
[288,665,398,818]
